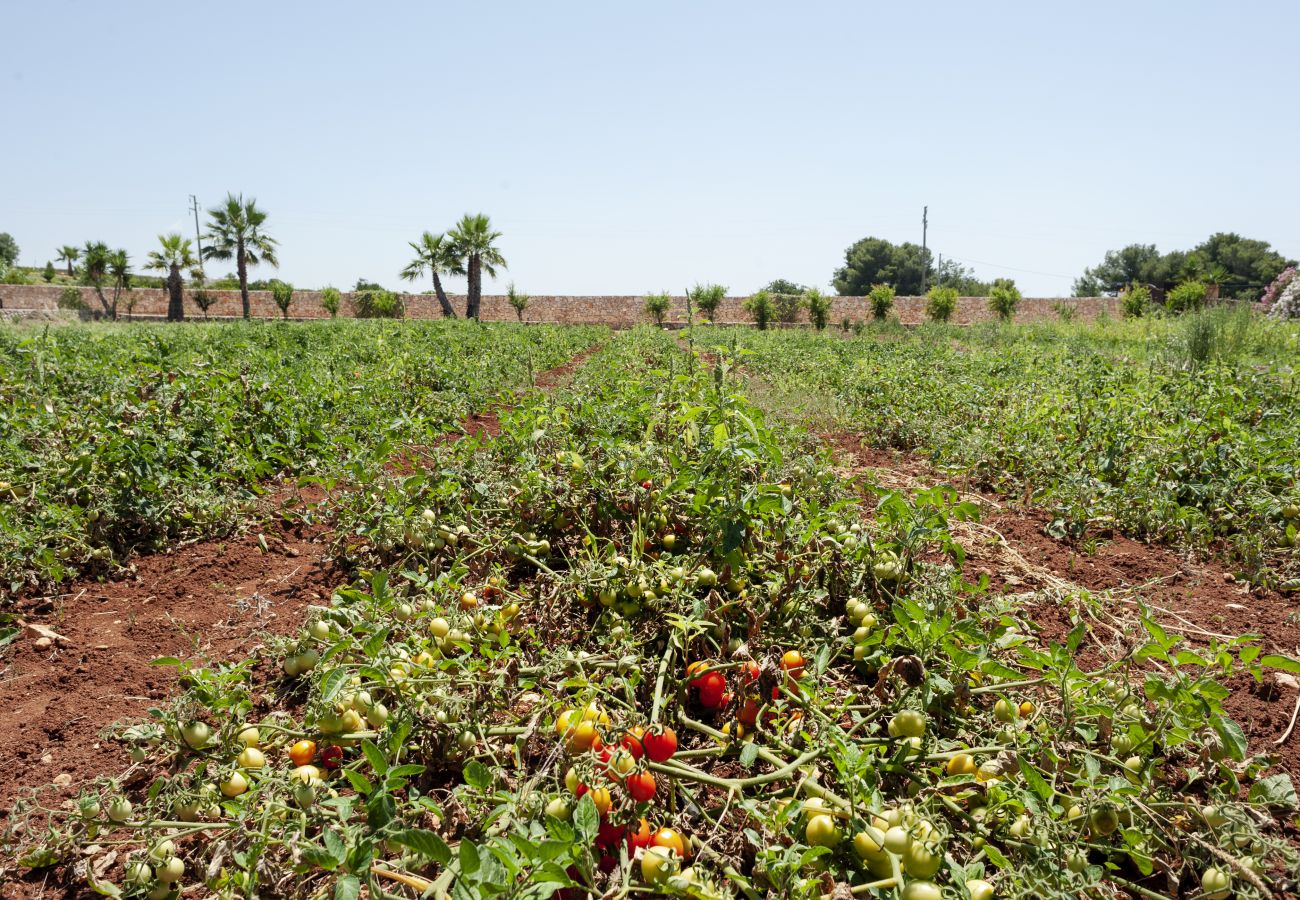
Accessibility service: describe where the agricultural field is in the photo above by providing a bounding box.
[2,318,1300,900]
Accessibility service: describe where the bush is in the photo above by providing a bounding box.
[321,286,341,318]
[643,292,671,326]
[868,283,895,321]
[1167,280,1208,314]
[352,289,404,319]
[507,283,530,322]
[42,262,56,283]
[1121,283,1150,318]
[771,293,804,324]
[925,285,958,322]
[840,316,853,333]
[742,290,775,330]
[688,283,726,322]
[1,267,28,285]
[270,280,295,319]
[1052,302,1076,322]
[191,290,219,318]
[987,278,1021,321]
[57,287,87,311]
[804,288,832,330]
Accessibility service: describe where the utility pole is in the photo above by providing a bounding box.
[920,206,929,293]
[189,195,205,277]
[937,253,943,286]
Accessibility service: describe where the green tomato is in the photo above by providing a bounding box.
[155,856,185,884]
[1201,867,1231,900]
[901,882,942,900]
[640,845,680,885]
[805,814,840,848]
[966,878,995,900]
[890,710,927,739]
[902,841,943,878]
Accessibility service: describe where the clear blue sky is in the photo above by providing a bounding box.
[3,0,1297,297]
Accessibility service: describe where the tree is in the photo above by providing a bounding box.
[743,290,775,330]
[0,233,18,268]
[448,213,506,320]
[81,241,115,318]
[832,237,932,296]
[190,270,219,319]
[269,280,295,319]
[689,283,727,322]
[321,286,341,318]
[934,259,991,296]
[202,193,279,319]
[108,250,132,319]
[644,292,672,326]
[1189,233,1293,300]
[1167,280,1207,313]
[925,285,958,322]
[42,262,56,282]
[1121,283,1150,318]
[1074,235,1294,300]
[506,283,530,322]
[145,233,197,322]
[56,245,80,277]
[771,292,805,324]
[804,288,832,330]
[987,278,1021,322]
[868,283,895,320]
[762,278,808,295]
[399,231,461,318]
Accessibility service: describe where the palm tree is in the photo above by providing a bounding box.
[400,231,461,318]
[448,213,506,320]
[82,241,113,318]
[56,245,80,277]
[108,250,132,320]
[145,233,198,322]
[201,193,279,319]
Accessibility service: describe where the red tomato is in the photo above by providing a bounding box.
[626,771,657,803]
[319,745,343,769]
[596,819,626,849]
[685,661,711,687]
[652,827,687,858]
[738,697,760,727]
[741,661,761,684]
[643,727,677,763]
[621,727,645,760]
[780,650,806,680]
[696,671,727,710]
[640,479,653,490]
[626,817,654,852]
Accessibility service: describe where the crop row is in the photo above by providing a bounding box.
[6,327,1297,899]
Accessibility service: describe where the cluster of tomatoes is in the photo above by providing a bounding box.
[685,651,807,735]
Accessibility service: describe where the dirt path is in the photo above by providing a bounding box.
[0,345,603,883]
[826,430,1300,782]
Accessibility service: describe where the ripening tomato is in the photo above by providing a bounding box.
[738,697,761,727]
[626,771,657,803]
[686,661,712,687]
[695,671,727,710]
[607,749,637,781]
[319,745,343,769]
[643,727,677,763]
[741,661,761,684]
[288,740,317,767]
[568,721,600,753]
[780,650,806,680]
[627,817,654,853]
[652,827,687,858]
[588,787,613,815]
[621,726,645,760]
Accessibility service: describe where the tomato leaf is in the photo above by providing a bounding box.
[361,740,388,777]
[458,839,482,876]
[739,741,759,769]
[1213,716,1248,763]
[1249,774,1298,809]
[982,843,1011,869]
[1017,757,1052,802]
[573,794,599,843]
[464,760,493,790]
[333,875,360,900]
[388,827,451,864]
[320,667,349,703]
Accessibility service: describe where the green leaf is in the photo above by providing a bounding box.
[1261,654,1300,675]
[1017,757,1053,802]
[366,791,396,830]
[342,768,374,796]
[1213,716,1248,763]
[982,843,1011,869]
[459,839,482,877]
[334,875,361,900]
[388,827,451,864]
[361,740,388,777]
[322,828,348,866]
[86,870,123,898]
[573,793,599,843]
[739,742,759,769]
[463,760,492,790]
[1249,773,1298,809]
[320,667,349,703]
[387,763,426,780]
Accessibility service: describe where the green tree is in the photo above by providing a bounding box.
[506,282,530,322]
[1121,283,1150,318]
[644,292,671,326]
[771,292,805,324]
[743,289,775,330]
[320,286,341,318]
[804,288,832,330]
[934,259,991,296]
[868,283,895,320]
[1167,280,1207,313]
[832,237,932,296]
[399,231,461,318]
[1073,244,1163,295]
[1189,232,1293,300]
[689,283,727,322]
[0,232,18,267]
[202,193,279,320]
[925,285,958,322]
[762,278,808,295]
[42,261,56,282]
[56,245,80,277]
[448,213,506,320]
[81,241,115,318]
[108,250,132,319]
[1074,235,1293,300]
[270,279,295,319]
[145,233,198,322]
[987,278,1021,322]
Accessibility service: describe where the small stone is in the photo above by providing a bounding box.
[53,773,73,787]
[1225,603,1248,612]
[40,754,54,765]
[34,637,52,650]
[1223,572,1235,583]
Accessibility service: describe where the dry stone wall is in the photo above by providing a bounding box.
[0,283,1121,326]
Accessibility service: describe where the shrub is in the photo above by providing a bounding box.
[771,293,804,324]
[688,283,727,322]
[42,262,56,283]
[57,287,87,311]
[925,285,958,322]
[1167,280,1208,314]
[320,286,341,318]
[1052,302,1076,322]
[270,280,295,319]
[352,288,404,319]
[1,267,28,285]
[1121,283,1150,318]
[987,278,1021,321]
[644,292,671,326]
[743,290,775,330]
[868,283,895,321]
[804,288,832,331]
[1268,271,1300,319]
[840,316,853,333]
[507,283,530,322]
[191,290,219,318]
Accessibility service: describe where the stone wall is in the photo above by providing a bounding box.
[0,283,1121,326]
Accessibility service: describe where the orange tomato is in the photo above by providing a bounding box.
[288,739,317,767]
[589,786,613,815]
[780,650,806,680]
[621,726,646,760]
[652,827,688,858]
[568,721,600,753]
